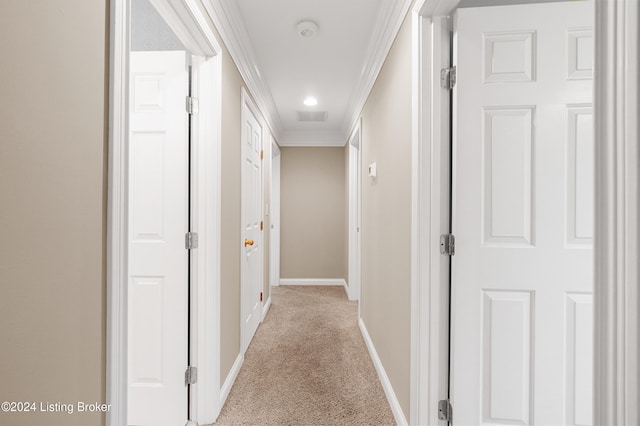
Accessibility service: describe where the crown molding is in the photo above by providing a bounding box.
[341,0,414,139]
[201,0,284,139]
[278,130,344,147]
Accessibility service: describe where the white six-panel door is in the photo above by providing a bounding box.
[241,95,263,353]
[451,2,593,425]
[128,51,189,426]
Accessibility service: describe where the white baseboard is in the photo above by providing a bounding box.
[279,278,347,286]
[359,318,408,426]
[262,295,272,321]
[220,353,243,409]
[344,280,360,301]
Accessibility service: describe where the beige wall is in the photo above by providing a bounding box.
[359,12,413,418]
[280,147,347,279]
[0,1,108,425]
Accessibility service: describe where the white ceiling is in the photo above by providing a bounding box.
[210,0,412,146]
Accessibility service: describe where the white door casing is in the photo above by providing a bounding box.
[593,1,640,424]
[241,89,263,353]
[451,3,593,425]
[108,1,225,425]
[409,9,453,424]
[270,139,280,287]
[128,50,189,426]
[348,119,362,303]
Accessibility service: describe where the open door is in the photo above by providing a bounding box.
[128,50,190,426]
[450,2,593,425]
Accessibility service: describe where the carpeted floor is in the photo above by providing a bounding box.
[212,285,395,426]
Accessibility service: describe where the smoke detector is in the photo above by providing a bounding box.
[296,20,319,38]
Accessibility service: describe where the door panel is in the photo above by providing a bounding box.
[451,3,593,425]
[128,50,189,426]
[481,290,533,424]
[241,99,263,352]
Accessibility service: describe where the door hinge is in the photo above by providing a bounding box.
[440,66,456,90]
[260,291,263,302]
[260,150,264,160]
[438,399,452,422]
[440,233,455,256]
[260,221,264,231]
[185,232,198,250]
[186,96,199,115]
[185,366,197,385]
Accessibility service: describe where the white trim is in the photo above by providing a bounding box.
[220,354,244,409]
[359,319,408,426]
[279,278,347,287]
[107,1,223,425]
[347,118,362,304]
[200,0,283,140]
[269,137,281,288]
[190,52,223,424]
[271,139,281,157]
[594,1,639,424]
[410,2,456,425]
[341,0,414,140]
[262,296,272,321]
[106,0,129,424]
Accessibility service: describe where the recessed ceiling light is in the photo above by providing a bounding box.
[303,96,318,106]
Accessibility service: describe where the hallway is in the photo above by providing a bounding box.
[214,286,394,425]
[1,1,638,425]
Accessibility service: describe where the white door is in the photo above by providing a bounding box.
[270,140,281,287]
[128,50,189,426]
[241,96,263,352]
[451,3,593,425]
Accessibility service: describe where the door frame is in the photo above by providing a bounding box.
[347,118,362,305]
[270,138,281,288]
[240,87,265,354]
[107,1,223,425]
[410,0,640,425]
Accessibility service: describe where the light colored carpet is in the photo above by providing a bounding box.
[212,285,396,426]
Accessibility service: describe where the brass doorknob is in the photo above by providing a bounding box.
[244,239,254,246]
